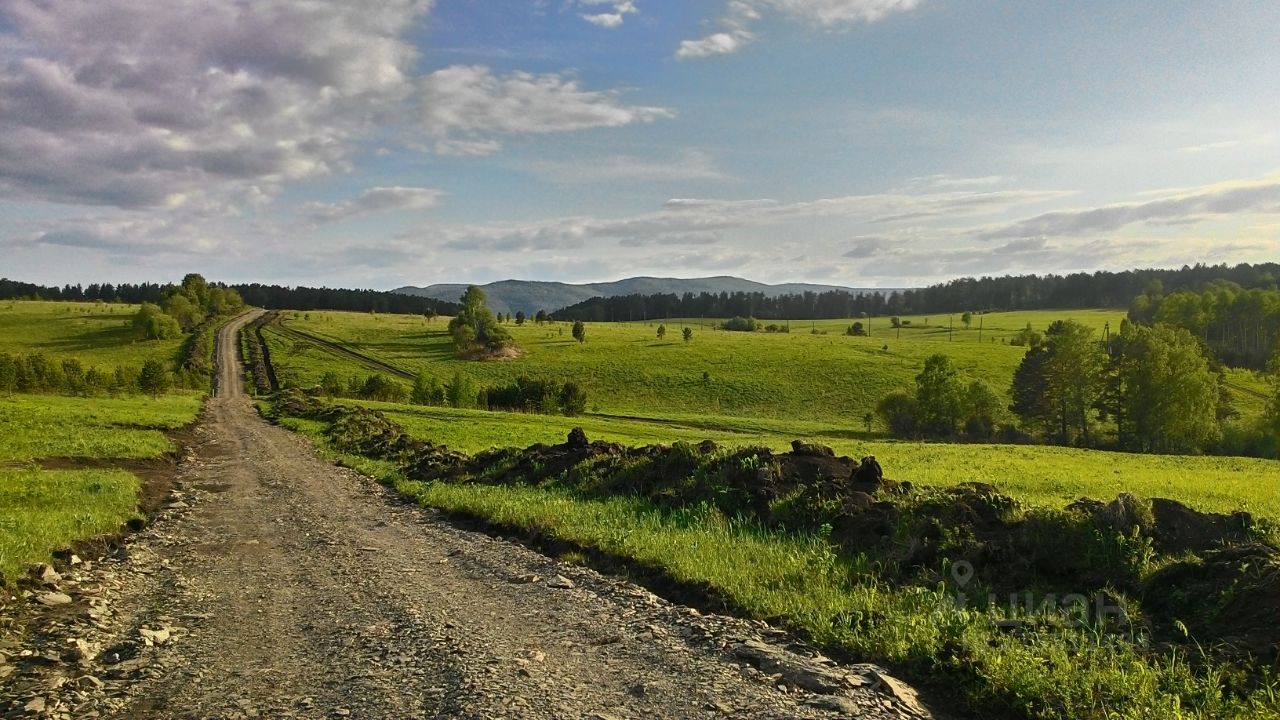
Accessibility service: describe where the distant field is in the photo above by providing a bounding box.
[333,400,1280,519]
[0,299,184,367]
[265,308,1143,428]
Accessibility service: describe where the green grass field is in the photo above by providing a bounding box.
[0,300,207,582]
[0,393,203,462]
[0,299,185,367]
[266,308,1140,427]
[0,392,201,582]
[0,468,141,580]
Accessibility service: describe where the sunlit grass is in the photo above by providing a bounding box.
[0,393,202,461]
[0,468,140,581]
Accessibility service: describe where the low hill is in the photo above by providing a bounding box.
[393,276,894,316]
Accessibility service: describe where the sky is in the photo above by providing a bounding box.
[2,0,1279,290]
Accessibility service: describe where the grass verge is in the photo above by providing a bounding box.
[0,468,140,581]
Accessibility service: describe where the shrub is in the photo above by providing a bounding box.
[132,302,181,340]
[721,316,759,332]
[138,359,172,398]
[876,391,919,436]
[560,382,587,417]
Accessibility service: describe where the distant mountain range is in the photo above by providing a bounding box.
[393,276,901,316]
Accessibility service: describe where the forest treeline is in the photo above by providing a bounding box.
[1129,280,1280,370]
[0,278,459,316]
[551,262,1280,321]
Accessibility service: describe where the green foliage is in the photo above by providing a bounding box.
[846,321,865,336]
[962,311,973,329]
[448,286,512,355]
[1137,281,1280,369]
[358,373,407,403]
[721,316,759,332]
[410,371,446,405]
[446,370,480,409]
[682,326,693,342]
[572,320,586,343]
[559,381,587,417]
[515,310,526,325]
[656,323,666,339]
[132,302,182,340]
[915,353,967,435]
[138,358,172,398]
[1111,324,1221,453]
[1010,322,1042,348]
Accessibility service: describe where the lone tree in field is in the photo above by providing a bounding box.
[657,324,666,339]
[515,311,526,326]
[138,359,171,398]
[535,310,547,325]
[448,286,512,356]
[962,311,973,329]
[683,326,693,342]
[572,320,586,343]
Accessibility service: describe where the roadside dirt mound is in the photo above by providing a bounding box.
[1066,493,1259,554]
[1143,543,1280,663]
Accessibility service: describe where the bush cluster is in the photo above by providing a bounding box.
[720,316,760,332]
[0,352,179,398]
[312,370,587,417]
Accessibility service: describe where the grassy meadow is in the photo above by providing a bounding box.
[0,299,185,367]
[0,301,206,582]
[265,308,1147,425]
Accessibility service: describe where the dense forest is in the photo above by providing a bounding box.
[551,262,1280,321]
[0,279,459,316]
[1129,281,1280,370]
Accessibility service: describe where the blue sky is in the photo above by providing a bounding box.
[2,0,1278,289]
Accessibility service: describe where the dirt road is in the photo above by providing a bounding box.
[2,312,928,719]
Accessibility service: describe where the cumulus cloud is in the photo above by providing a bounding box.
[977,175,1280,240]
[303,186,444,223]
[419,65,673,152]
[679,0,919,59]
[0,1,672,211]
[578,1,638,28]
[0,0,434,208]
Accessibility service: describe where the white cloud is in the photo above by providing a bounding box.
[0,0,433,208]
[977,174,1280,240]
[398,186,1066,252]
[0,1,673,211]
[303,186,444,223]
[419,65,673,152]
[525,150,731,184]
[578,1,638,28]
[679,0,919,59]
